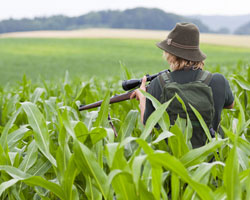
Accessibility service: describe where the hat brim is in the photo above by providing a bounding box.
[156,40,206,62]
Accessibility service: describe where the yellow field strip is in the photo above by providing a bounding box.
[1,28,250,48]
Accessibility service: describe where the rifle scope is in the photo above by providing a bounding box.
[122,69,169,91]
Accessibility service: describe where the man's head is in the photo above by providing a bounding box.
[156,23,206,70]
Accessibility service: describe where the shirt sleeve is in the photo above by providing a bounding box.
[224,77,234,107]
[143,77,162,124]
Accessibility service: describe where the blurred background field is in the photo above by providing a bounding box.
[1,36,250,86]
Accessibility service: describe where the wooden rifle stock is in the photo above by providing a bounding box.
[79,90,134,111]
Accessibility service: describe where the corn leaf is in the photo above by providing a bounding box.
[140,101,173,140]
[0,165,64,199]
[140,90,171,131]
[94,90,110,127]
[232,74,250,91]
[118,110,138,141]
[180,139,225,167]
[22,102,57,167]
[7,126,30,149]
[223,145,241,200]
[148,152,214,200]
[18,140,37,172]
[171,173,180,200]
[151,166,162,200]
[132,155,147,192]
[0,108,21,151]
[73,140,109,199]
[0,179,19,196]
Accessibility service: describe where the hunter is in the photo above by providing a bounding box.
[131,22,234,148]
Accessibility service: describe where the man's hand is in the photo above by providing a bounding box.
[130,76,147,123]
[130,76,147,100]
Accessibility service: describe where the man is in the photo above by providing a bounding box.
[131,23,234,148]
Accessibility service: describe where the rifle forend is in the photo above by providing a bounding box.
[78,90,133,111]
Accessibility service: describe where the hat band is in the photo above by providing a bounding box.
[167,39,199,50]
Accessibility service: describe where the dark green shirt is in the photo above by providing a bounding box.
[143,69,234,132]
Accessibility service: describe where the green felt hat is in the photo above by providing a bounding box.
[156,23,206,61]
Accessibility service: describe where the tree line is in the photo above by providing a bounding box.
[0,7,249,35]
[235,21,250,35]
[0,8,210,34]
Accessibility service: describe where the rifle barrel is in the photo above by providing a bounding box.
[79,90,133,111]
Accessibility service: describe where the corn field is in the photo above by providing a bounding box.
[0,66,250,200]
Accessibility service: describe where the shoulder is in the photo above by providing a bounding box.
[209,72,233,100]
[211,73,226,80]
[147,76,162,97]
[210,73,228,85]
[148,76,161,91]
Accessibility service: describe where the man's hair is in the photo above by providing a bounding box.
[163,52,204,71]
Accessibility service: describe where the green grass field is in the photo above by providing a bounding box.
[0,38,250,85]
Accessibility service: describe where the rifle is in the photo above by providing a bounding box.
[78,69,169,111]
